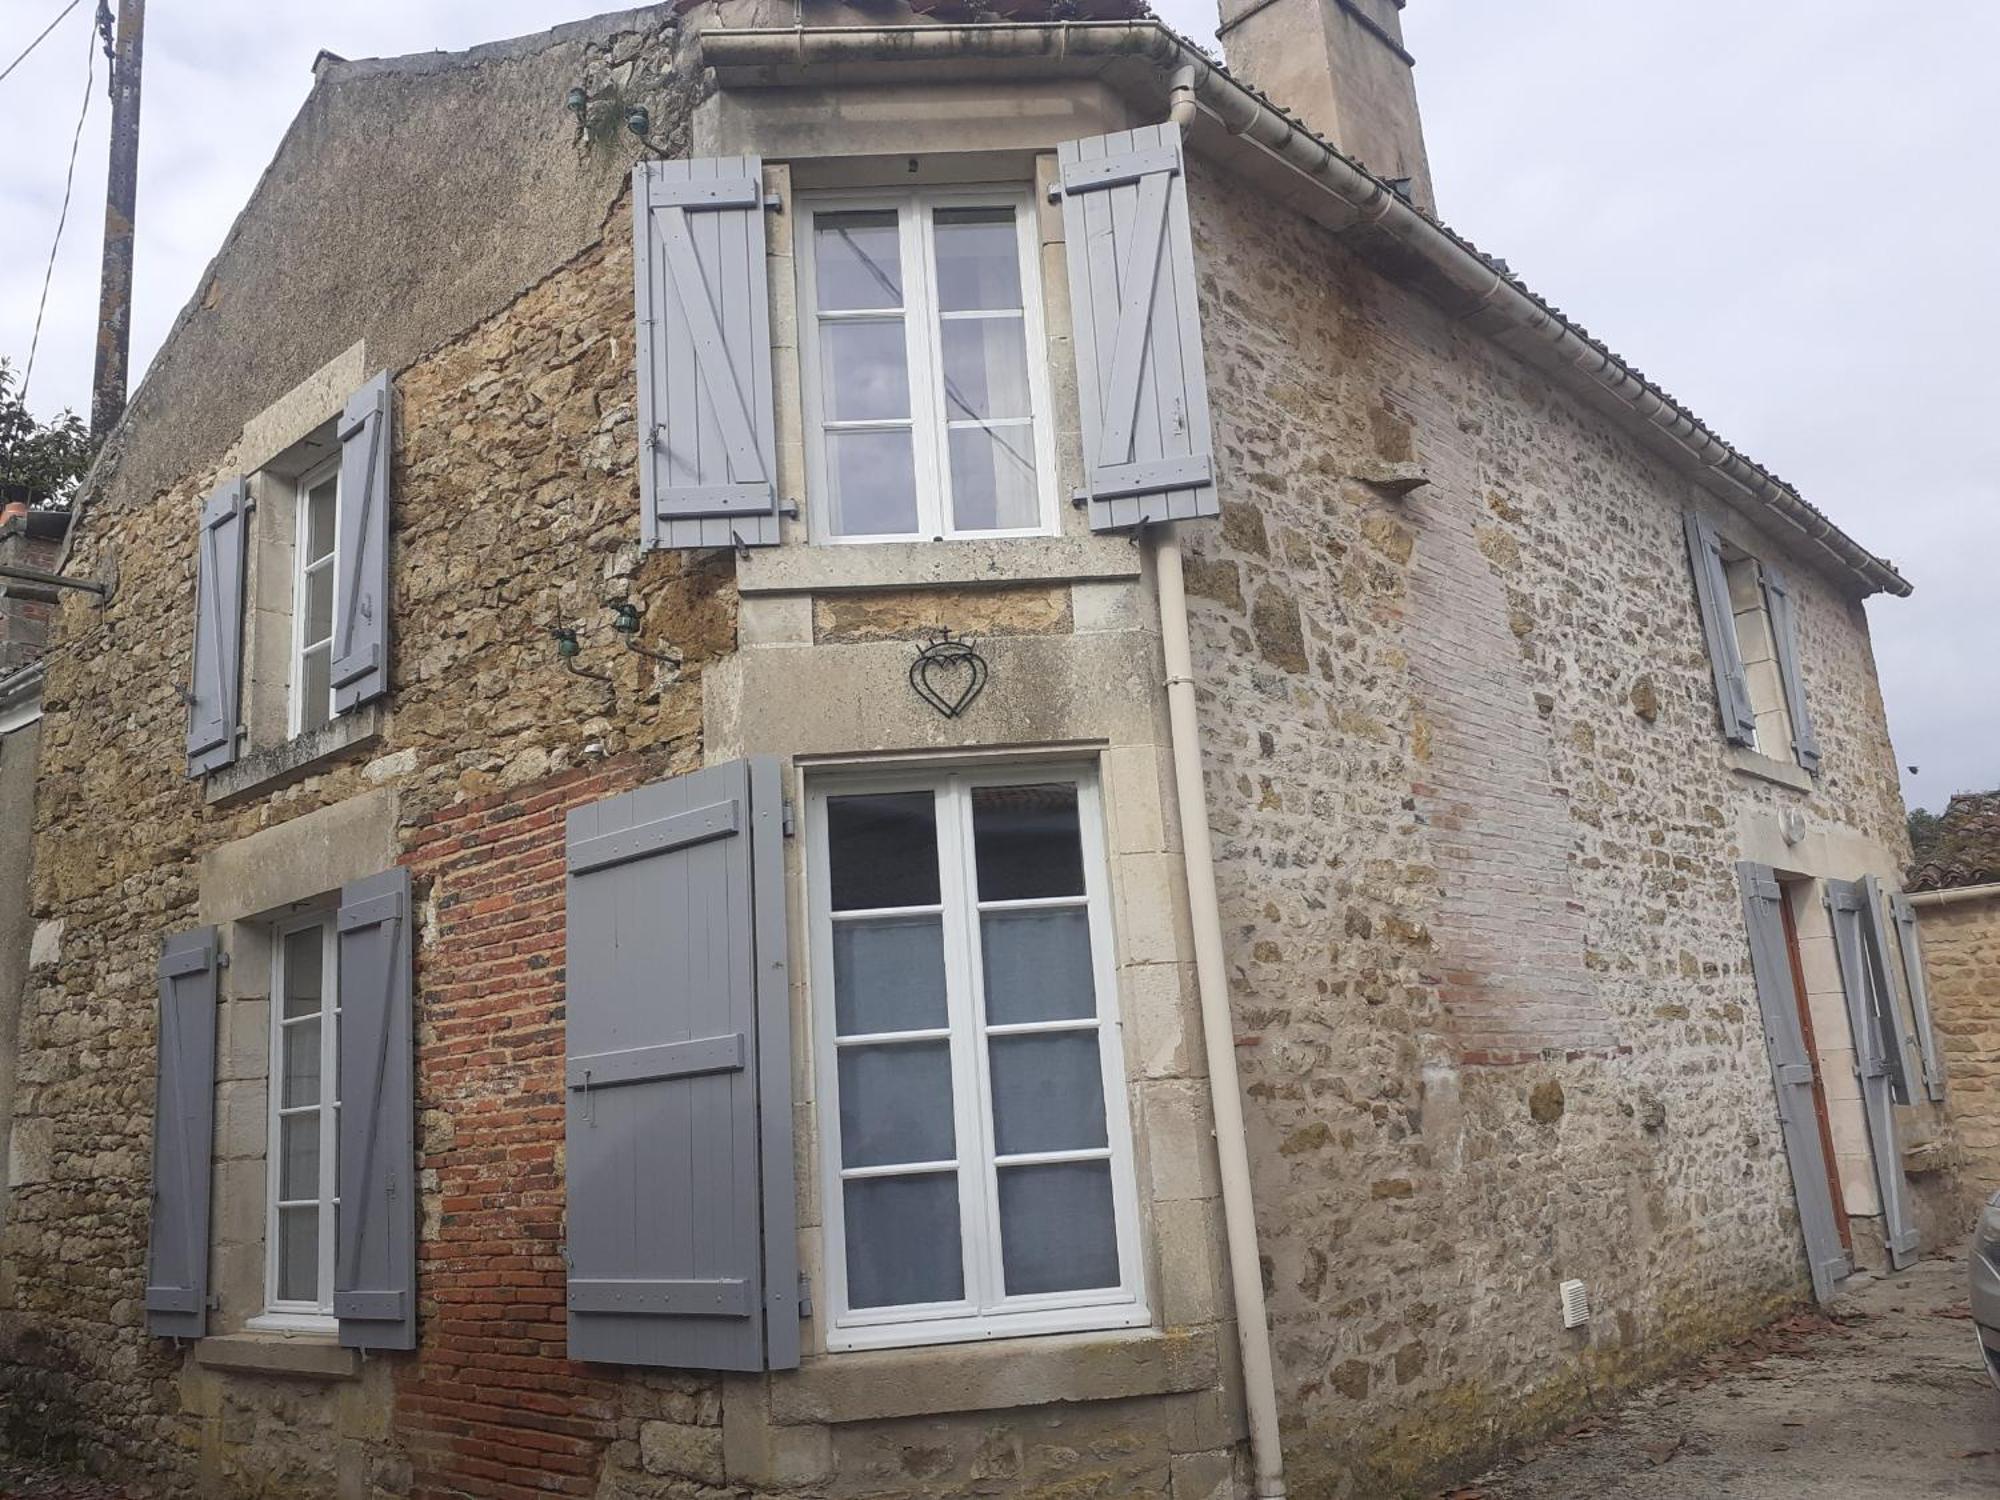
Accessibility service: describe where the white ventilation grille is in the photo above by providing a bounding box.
[1559,1279,1590,1329]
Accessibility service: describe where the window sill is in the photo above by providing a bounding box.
[192,1330,360,1381]
[203,704,382,806]
[738,534,1142,596]
[769,1323,1219,1425]
[1727,745,1814,793]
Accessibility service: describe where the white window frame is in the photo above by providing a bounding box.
[288,457,341,738]
[806,763,1148,1352]
[251,910,340,1330]
[795,187,1060,546]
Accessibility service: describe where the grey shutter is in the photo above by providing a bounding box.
[1760,565,1821,773]
[1889,891,1946,1102]
[185,479,248,776]
[1737,865,1849,1303]
[335,866,416,1350]
[331,371,392,714]
[1827,879,1919,1267]
[1859,876,1919,1105]
[564,757,796,1370]
[634,158,779,550]
[1056,123,1218,531]
[147,927,218,1338]
[1682,511,1757,747]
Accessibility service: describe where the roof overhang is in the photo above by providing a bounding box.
[697,21,1909,597]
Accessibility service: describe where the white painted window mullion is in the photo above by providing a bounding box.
[934,775,992,1314]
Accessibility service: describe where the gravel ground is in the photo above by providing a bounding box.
[1445,1255,1999,1499]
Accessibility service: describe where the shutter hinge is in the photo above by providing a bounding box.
[797,1272,812,1318]
[206,1293,221,1311]
[781,799,796,839]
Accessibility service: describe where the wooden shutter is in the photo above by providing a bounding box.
[1056,123,1218,532]
[331,371,393,715]
[185,479,248,777]
[1859,876,1920,1106]
[146,927,218,1338]
[1760,565,1821,773]
[1889,891,1946,1102]
[564,757,796,1370]
[1826,879,1919,1267]
[634,158,779,550]
[1737,865,1848,1303]
[1681,511,1757,747]
[335,866,416,1350]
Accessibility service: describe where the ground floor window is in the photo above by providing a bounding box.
[261,913,340,1324]
[806,765,1145,1350]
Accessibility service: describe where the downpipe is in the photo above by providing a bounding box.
[1149,65,1290,1500]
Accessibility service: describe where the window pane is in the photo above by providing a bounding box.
[997,1162,1119,1296]
[277,1203,320,1303]
[940,319,1031,421]
[981,907,1095,1024]
[279,1111,320,1200]
[282,928,324,1017]
[838,1041,955,1168]
[971,783,1084,900]
[821,319,911,422]
[826,429,918,538]
[305,478,337,563]
[282,1020,322,1109]
[834,914,948,1036]
[988,1032,1107,1156]
[827,792,939,910]
[814,211,902,311]
[948,426,1039,534]
[303,560,334,645]
[300,646,332,733]
[934,208,1023,312]
[844,1173,963,1309]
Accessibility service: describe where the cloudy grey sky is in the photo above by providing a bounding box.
[3,1,1993,808]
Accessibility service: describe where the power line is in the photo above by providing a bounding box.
[0,0,84,88]
[22,21,95,402]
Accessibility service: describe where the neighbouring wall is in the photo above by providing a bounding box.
[1921,894,2000,1199]
[1180,153,1915,1495]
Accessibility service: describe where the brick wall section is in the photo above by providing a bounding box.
[1922,896,2000,1197]
[399,757,720,1500]
[0,515,64,673]
[1183,154,1911,1494]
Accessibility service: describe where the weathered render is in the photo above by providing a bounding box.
[0,3,1946,1498]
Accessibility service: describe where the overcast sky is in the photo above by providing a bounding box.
[3,1,1993,809]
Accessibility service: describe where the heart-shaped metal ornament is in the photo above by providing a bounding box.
[909,629,989,719]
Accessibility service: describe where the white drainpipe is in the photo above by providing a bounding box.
[1146,67,1289,1500]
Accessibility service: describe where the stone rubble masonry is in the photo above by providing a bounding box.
[1921,893,2000,1197]
[1179,153,1917,1496]
[0,13,1933,1500]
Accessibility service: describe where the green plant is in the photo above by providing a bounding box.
[0,360,96,506]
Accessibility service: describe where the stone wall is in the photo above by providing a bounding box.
[1922,894,2000,1199]
[1180,153,1917,1494]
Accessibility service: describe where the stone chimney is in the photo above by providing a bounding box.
[1215,0,1434,212]
[0,508,69,675]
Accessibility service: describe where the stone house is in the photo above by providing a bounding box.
[1908,793,2000,1201]
[0,2,1956,1497]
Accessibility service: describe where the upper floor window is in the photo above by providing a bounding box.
[290,460,340,736]
[1682,511,1821,773]
[797,190,1057,544]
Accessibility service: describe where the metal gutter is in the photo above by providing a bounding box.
[1905,881,2000,909]
[0,663,45,736]
[696,21,1910,598]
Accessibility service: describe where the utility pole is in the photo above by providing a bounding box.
[90,0,144,440]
